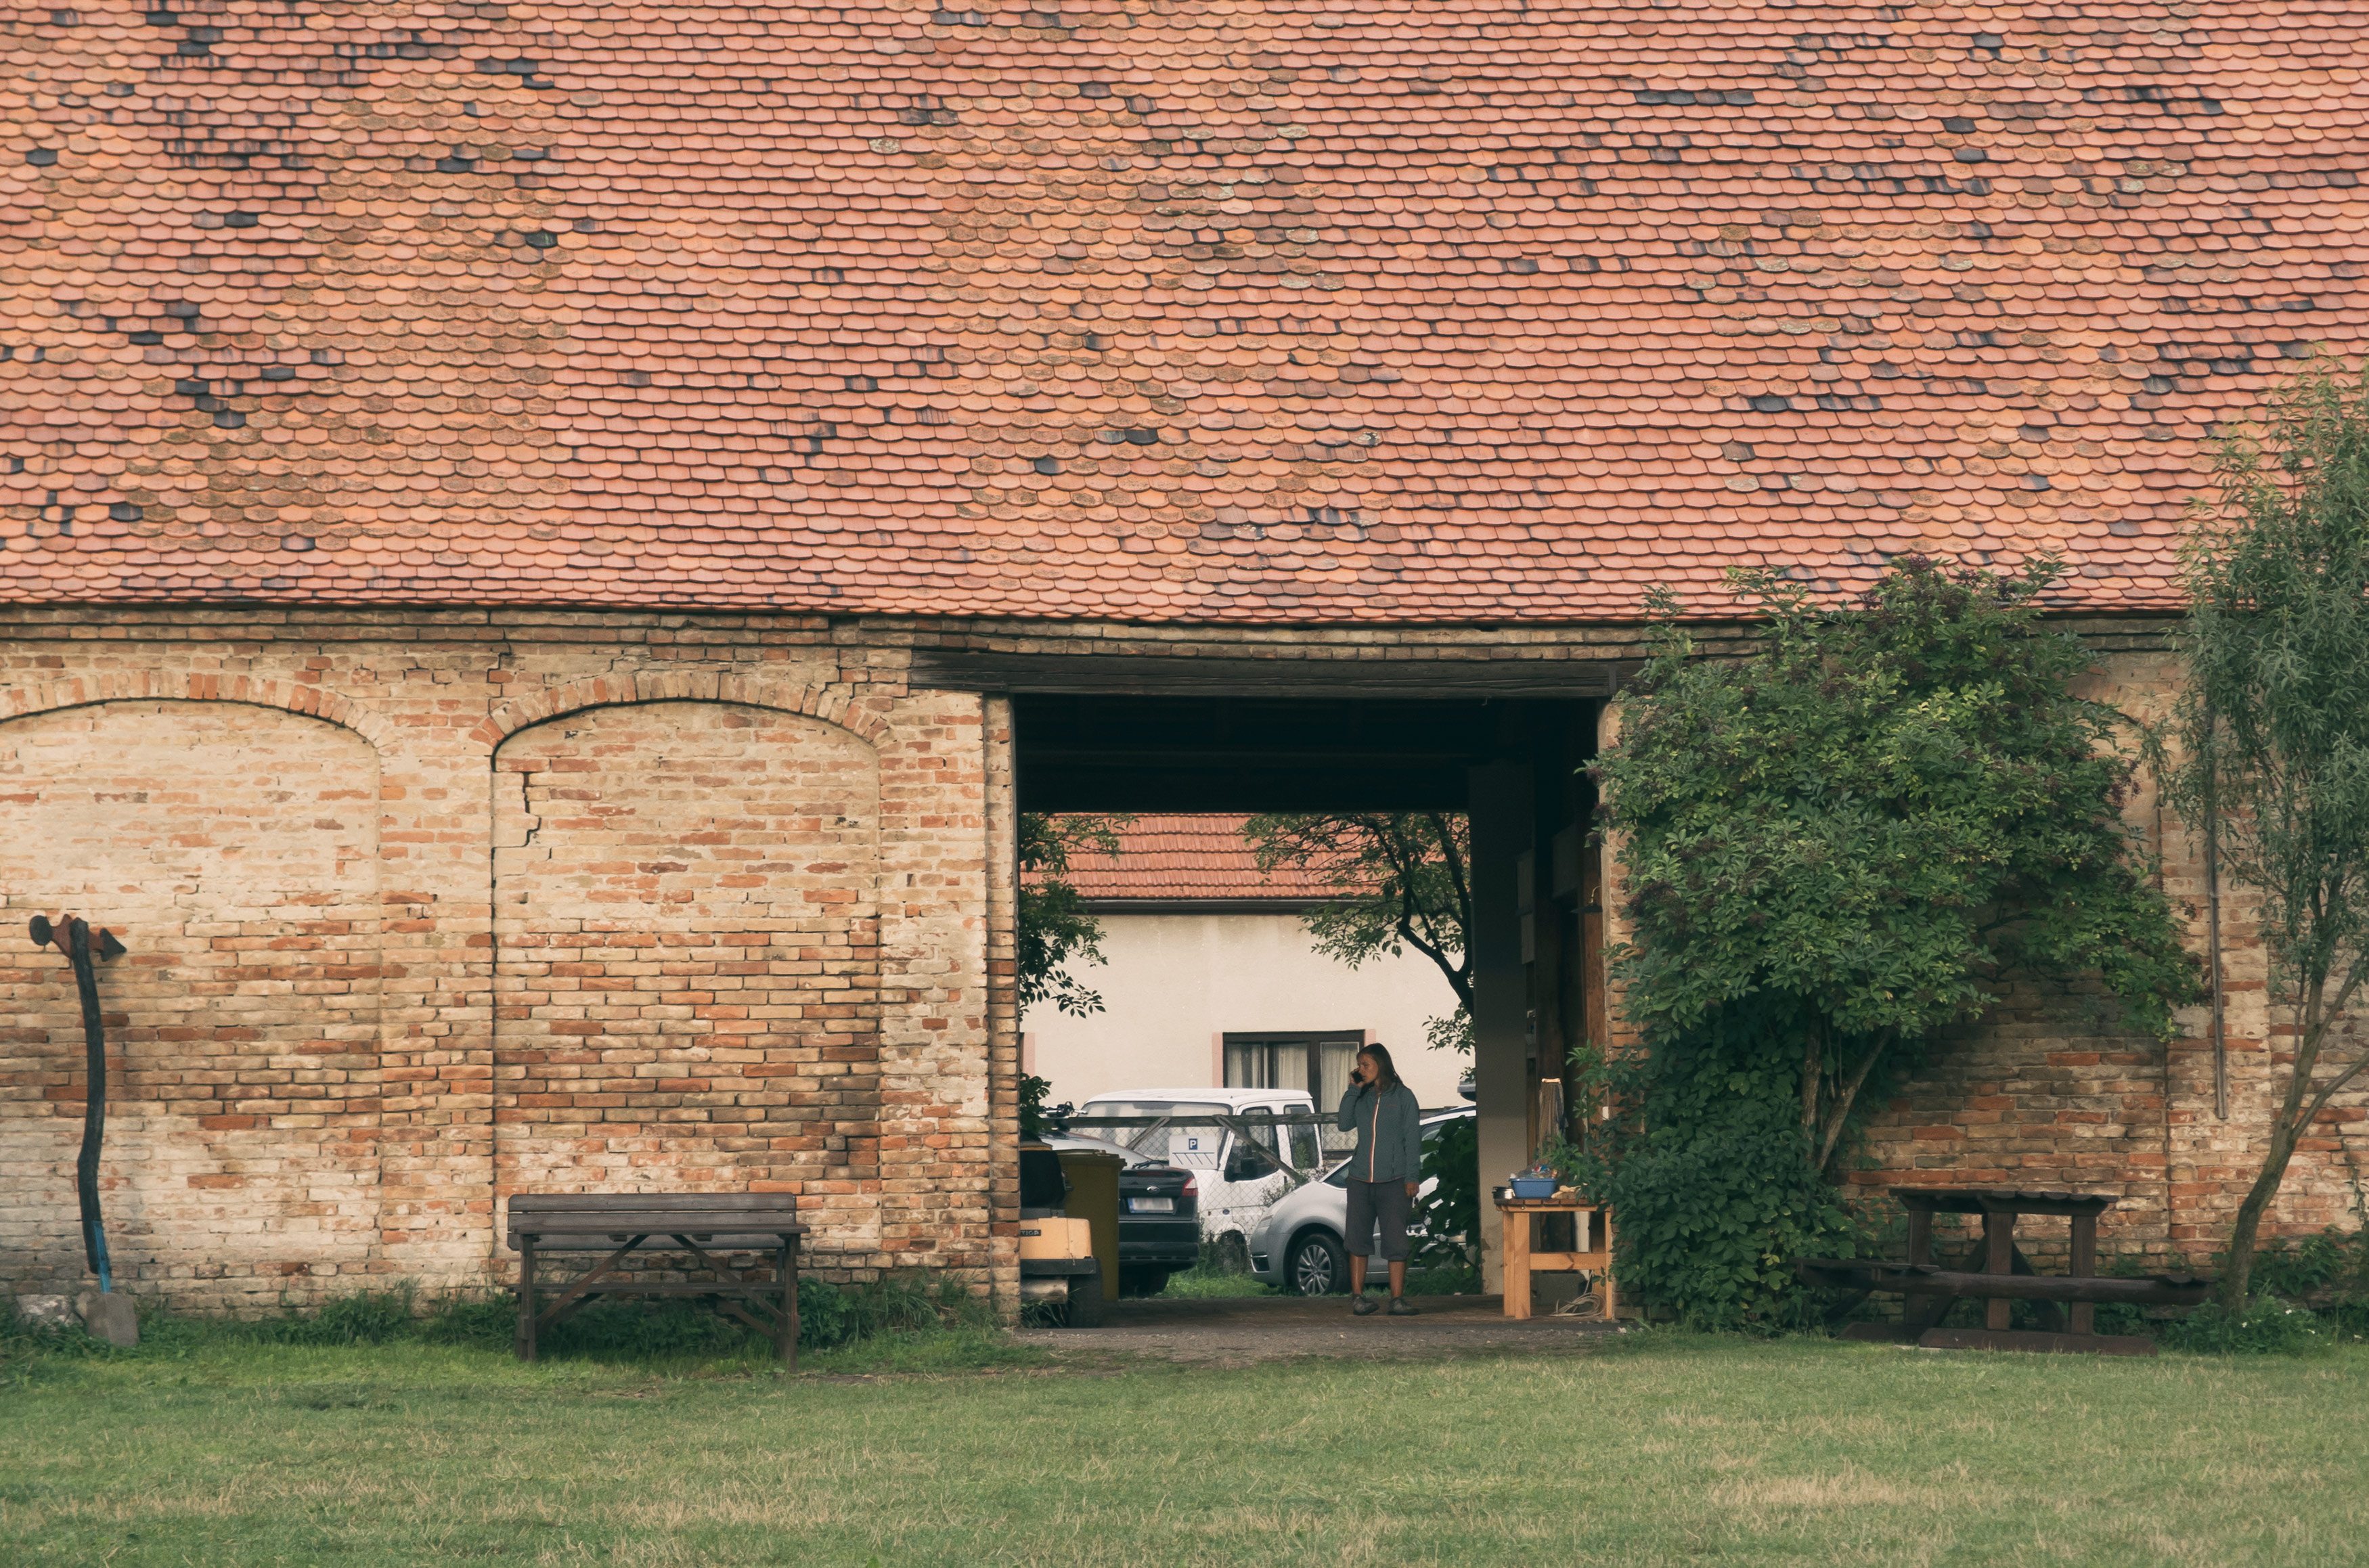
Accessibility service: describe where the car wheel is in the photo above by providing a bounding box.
[1118,1267,1171,1298]
[1287,1232,1348,1297]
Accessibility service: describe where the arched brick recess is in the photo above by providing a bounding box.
[474,674,888,753]
[0,700,384,1310]
[490,700,885,1272]
[0,671,397,754]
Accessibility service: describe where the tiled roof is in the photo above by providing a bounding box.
[3,3,2364,621]
[1050,815,1342,901]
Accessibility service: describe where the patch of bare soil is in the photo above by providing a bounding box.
[1015,1294,1626,1368]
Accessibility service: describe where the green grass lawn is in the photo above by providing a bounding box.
[5,1330,2367,1565]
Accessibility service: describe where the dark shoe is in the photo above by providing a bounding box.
[1352,1295,1380,1316]
[1389,1297,1421,1316]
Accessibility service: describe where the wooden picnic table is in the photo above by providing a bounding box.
[1796,1187,2209,1356]
[1494,1192,1614,1322]
[507,1193,807,1365]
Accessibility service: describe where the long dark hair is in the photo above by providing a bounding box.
[1358,1042,1402,1092]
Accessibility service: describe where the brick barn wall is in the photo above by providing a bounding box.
[1855,648,2366,1265]
[0,700,385,1310]
[1601,648,2369,1270]
[0,614,1013,1315]
[6,611,2360,1313]
[491,700,885,1265]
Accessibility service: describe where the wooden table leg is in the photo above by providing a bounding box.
[1503,1207,1532,1320]
[791,1232,810,1374]
[2068,1213,2097,1336]
[1599,1209,1617,1323]
[1983,1209,2014,1332]
[1906,1208,1933,1266]
[516,1239,537,1363]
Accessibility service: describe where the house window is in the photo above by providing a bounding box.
[1222,1032,1365,1152]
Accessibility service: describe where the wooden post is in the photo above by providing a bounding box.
[1905,1208,1933,1267]
[1983,1210,2013,1331]
[1469,761,1530,1295]
[2068,1213,2098,1336]
[516,1238,538,1362]
[1501,1205,1533,1320]
[1599,1208,1617,1323]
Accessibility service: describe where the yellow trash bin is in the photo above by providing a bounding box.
[1055,1148,1124,1303]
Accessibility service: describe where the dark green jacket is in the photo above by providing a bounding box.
[1335,1081,1422,1186]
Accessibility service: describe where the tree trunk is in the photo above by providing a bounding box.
[1798,1021,1821,1145]
[2218,1115,2304,1309]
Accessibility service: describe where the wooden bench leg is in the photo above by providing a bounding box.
[780,1238,799,1368]
[2068,1213,2097,1337]
[516,1240,537,1363]
[1984,1211,2013,1332]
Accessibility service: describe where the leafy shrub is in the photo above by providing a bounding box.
[2247,1227,2369,1301]
[268,1284,420,1346]
[1411,1115,1480,1283]
[2162,1299,2330,1356]
[1590,558,2200,1326]
[2315,1295,2369,1343]
[1603,1079,1867,1331]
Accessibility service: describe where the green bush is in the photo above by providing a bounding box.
[5,1270,994,1370]
[2246,1227,2369,1301]
[2163,1299,2330,1356]
[1593,559,2200,1326]
[1411,1115,1480,1286]
[1604,1077,1867,1332]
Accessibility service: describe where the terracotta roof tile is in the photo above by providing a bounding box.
[2,2,2362,619]
[1046,815,1344,902]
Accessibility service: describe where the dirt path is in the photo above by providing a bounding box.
[1015,1294,1625,1367]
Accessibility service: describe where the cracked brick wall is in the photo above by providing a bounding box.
[0,612,1009,1315]
[491,700,887,1268]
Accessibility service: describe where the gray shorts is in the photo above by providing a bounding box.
[1345,1178,1413,1262]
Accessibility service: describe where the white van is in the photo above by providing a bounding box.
[1073,1087,1327,1267]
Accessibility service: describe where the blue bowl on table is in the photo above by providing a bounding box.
[1509,1177,1558,1200]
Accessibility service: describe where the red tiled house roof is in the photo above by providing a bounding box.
[1048,814,1346,903]
[4,2,2364,621]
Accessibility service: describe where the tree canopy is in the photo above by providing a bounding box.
[2165,361,2369,1307]
[1017,813,1127,1019]
[1243,811,1474,1054]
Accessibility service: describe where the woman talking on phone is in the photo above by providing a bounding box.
[1335,1043,1423,1316]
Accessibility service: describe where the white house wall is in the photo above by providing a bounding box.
[1023,913,1466,1110]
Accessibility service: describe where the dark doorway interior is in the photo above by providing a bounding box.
[1017,696,1585,813]
[1008,689,1606,1295]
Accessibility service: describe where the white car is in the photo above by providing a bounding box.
[1072,1087,1330,1266]
[1247,1106,1474,1295]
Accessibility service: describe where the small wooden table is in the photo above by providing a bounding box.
[508,1193,807,1365]
[1495,1194,1614,1321]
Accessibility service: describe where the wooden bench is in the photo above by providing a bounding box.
[507,1194,808,1366]
[1796,1186,2210,1356]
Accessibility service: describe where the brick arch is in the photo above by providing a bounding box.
[0,670,395,751]
[473,672,887,751]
